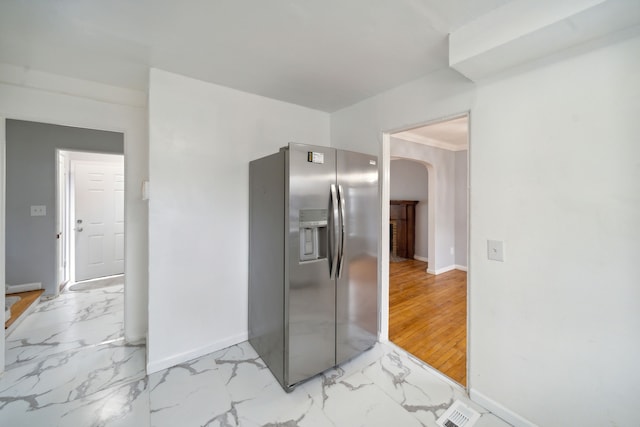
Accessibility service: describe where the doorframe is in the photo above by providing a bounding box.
[55,150,70,294]
[379,110,471,389]
[55,147,127,290]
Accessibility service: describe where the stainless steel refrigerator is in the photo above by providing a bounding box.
[249,142,379,391]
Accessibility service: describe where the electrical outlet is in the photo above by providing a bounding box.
[450,247,455,255]
[487,240,504,262]
[30,205,46,216]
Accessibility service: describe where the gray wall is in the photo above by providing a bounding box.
[6,120,124,295]
[390,159,429,259]
[454,150,468,267]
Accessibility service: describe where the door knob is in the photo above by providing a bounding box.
[76,219,83,224]
[76,227,84,232]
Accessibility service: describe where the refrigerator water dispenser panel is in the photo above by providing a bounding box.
[299,209,328,261]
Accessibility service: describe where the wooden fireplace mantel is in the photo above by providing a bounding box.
[390,200,418,259]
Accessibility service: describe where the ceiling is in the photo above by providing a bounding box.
[394,116,468,151]
[0,0,512,112]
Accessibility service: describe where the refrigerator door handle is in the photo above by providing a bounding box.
[336,185,346,278]
[329,184,340,278]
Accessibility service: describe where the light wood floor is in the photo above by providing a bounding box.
[389,259,467,386]
[5,289,44,330]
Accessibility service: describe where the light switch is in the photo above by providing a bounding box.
[30,205,46,217]
[487,240,504,262]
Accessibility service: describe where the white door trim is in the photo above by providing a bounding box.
[55,150,70,295]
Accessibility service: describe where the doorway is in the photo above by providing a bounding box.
[4,120,125,368]
[385,114,469,386]
[57,150,125,287]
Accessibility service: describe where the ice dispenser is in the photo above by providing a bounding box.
[299,209,328,261]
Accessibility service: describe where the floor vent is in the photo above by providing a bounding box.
[436,400,481,427]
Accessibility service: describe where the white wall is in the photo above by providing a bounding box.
[0,68,148,356]
[454,150,468,268]
[469,35,640,427]
[147,69,330,373]
[331,36,640,426]
[389,159,429,259]
[331,68,476,156]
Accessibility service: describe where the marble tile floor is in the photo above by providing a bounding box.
[1,285,512,427]
[5,284,125,369]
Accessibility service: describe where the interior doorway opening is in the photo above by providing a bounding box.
[57,150,125,290]
[3,118,128,374]
[385,113,469,386]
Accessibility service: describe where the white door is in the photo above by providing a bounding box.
[74,161,125,281]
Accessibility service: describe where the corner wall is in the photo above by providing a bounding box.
[147,69,330,373]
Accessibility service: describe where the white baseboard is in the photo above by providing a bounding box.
[427,264,456,275]
[470,388,537,427]
[426,264,468,275]
[124,335,146,345]
[6,282,42,294]
[413,255,429,262]
[124,331,147,344]
[146,331,248,374]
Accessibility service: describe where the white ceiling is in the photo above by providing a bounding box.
[0,0,512,112]
[394,116,468,151]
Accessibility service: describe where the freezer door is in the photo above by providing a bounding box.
[336,149,379,365]
[286,143,337,387]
